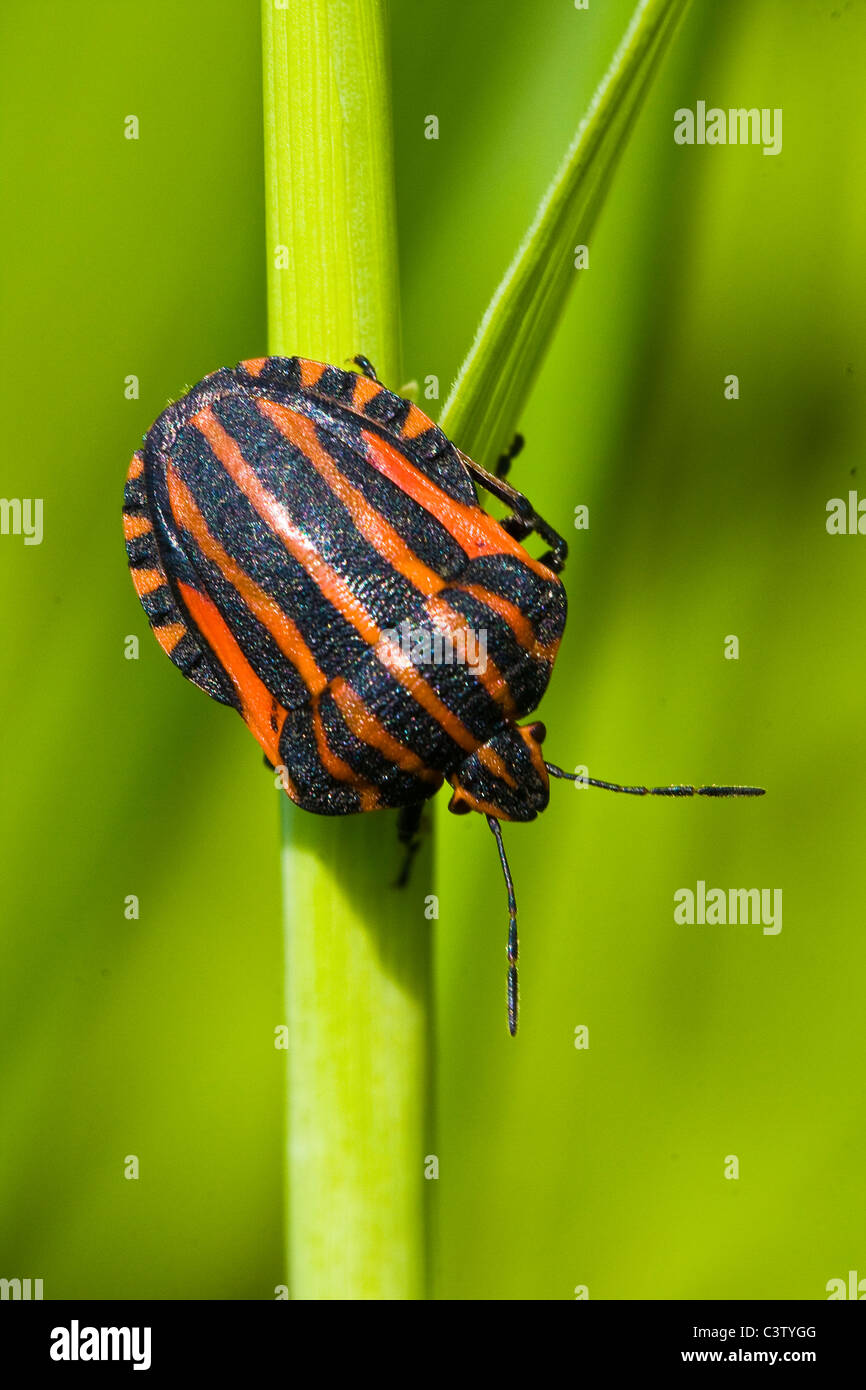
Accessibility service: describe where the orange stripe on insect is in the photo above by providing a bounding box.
[360,429,557,581]
[401,403,434,439]
[329,678,441,786]
[176,579,289,775]
[152,621,187,655]
[299,359,327,388]
[423,595,516,720]
[123,512,152,540]
[476,743,517,788]
[126,452,144,480]
[131,568,166,598]
[191,406,481,755]
[372,635,479,754]
[241,357,267,376]
[457,583,559,664]
[352,374,383,409]
[165,464,327,700]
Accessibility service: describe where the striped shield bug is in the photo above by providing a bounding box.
[123,355,764,1034]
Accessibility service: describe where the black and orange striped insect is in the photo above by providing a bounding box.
[123,354,764,1033]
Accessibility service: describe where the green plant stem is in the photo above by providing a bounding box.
[262,0,430,1300]
[440,0,691,466]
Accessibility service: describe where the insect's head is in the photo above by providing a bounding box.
[447,721,549,822]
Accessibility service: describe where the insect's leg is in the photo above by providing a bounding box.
[495,435,532,542]
[457,448,568,574]
[500,515,533,543]
[351,355,380,383]
[495,432,524,479]
[394,802,426,888]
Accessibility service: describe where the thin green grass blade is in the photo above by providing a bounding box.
[440,0,691,466]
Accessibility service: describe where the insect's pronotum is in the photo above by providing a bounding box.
[123,355,764,1033]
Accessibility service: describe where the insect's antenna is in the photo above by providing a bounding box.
[545,764,765,798]
[487,815,519,1036]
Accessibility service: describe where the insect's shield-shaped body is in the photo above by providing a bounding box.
[123,356,567,824]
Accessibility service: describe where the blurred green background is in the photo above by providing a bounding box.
[1,0,863,1300]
